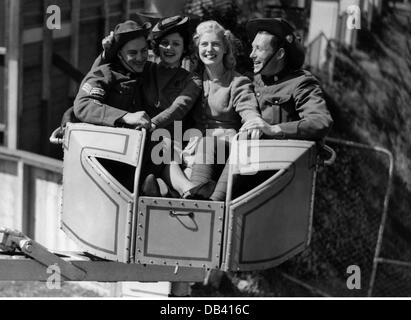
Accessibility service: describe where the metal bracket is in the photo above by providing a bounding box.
[0,228,86,281]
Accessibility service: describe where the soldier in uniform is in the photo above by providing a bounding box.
[73,20,152,129]
[209,18,334,201]
[240,18,333,139]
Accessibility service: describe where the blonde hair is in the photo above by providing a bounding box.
[193,20,237,71]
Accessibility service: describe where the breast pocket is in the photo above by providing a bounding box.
[264,94,292,124]
[112,81,137,111]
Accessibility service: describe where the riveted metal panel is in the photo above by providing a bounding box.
[61,123,144,262]
[223,139,317,272]
[135,197,224,270]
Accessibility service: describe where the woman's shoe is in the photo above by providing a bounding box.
[141,174,161,197]
[182,180,216,200]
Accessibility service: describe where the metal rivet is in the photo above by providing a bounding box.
[208,204,211,208]
[138,236,142,240]
[139,224,143,228]
[164,261,167,265]
[181,202,185,206]
[219,217,223,221]
[137,260,141,263]
[137,249,141,253]
[218,229,222,233]
[141,199,144,203]
[154,200,157,204]
[150,260,154,264]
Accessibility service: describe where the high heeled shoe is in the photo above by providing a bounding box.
[182,180,216,200]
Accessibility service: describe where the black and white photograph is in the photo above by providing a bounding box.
[0,0,410,304]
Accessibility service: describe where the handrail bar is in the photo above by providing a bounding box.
[0,146,62,173]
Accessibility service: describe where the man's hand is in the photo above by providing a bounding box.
[240,118,283,138]
[119,111,151,129]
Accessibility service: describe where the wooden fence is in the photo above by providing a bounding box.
[0,146,78,251]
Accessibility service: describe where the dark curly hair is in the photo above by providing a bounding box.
[150,23,192,59]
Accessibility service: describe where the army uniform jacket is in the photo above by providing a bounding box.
[84,54,201,132]
[253,69,333,140]
[73,61,146,126]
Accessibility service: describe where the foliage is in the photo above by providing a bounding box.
[192,7,411,297]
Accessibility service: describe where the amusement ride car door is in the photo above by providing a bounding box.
[222,138,318,272]
[61,123,145,262]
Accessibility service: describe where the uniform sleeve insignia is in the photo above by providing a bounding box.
[90,87,106,98]
[81,82,92,94]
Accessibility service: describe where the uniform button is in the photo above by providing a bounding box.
[256,92,261,97]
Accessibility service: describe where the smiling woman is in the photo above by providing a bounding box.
[198,32,225,67]
[161,20,262,201]
[158,33,185,68]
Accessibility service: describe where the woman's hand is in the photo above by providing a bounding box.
[150,123,157,132]
[102,31,114,51]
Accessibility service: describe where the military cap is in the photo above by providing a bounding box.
[110,20,152,54]
[246,18,305,69]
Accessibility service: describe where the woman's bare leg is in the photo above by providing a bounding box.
[162,161,196,196]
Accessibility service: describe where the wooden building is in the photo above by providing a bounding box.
[306,0,383,72]
[0,0,189,158]
[0,0,383,158]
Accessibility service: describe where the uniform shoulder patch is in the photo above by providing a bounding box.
[90,87,106,98]
[81,82,92,94]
